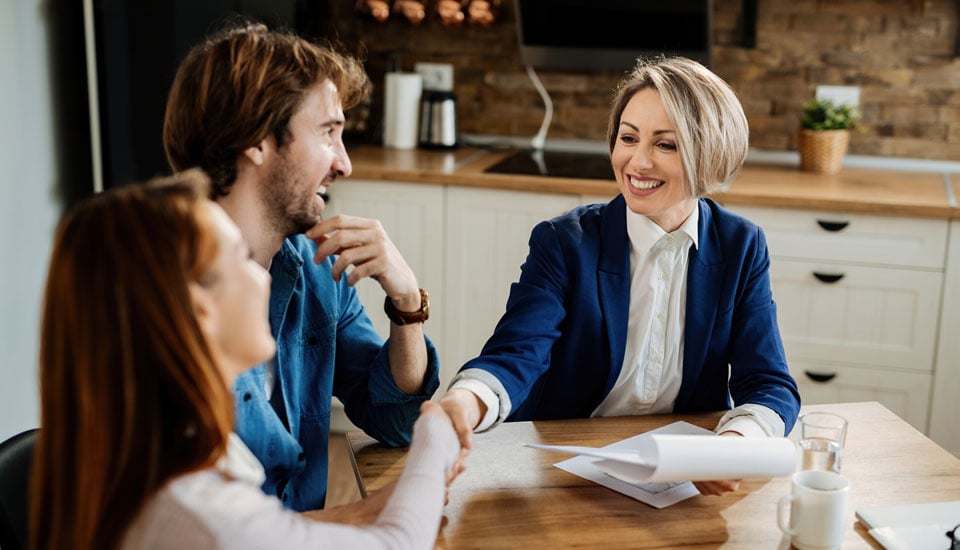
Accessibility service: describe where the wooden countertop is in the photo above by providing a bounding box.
[348,145,959,220]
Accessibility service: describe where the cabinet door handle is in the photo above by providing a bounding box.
[804,370,837,383]
[816,219,849,232]
[812,271,845,283]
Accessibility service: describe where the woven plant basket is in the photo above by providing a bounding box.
[798,129,850,175]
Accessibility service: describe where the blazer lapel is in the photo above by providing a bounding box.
[676,199,725,411]
[597,195,631,395]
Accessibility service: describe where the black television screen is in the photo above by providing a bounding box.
[515,0,713,71]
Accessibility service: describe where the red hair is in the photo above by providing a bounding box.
[31,170,235,550]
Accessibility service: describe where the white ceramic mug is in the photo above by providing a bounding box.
[777,470,850,550]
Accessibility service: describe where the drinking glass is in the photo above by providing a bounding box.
[797,412,847,474]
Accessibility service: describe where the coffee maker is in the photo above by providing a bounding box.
[418,89,457,149]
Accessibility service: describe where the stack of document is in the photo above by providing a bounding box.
[526,421,797,508]
[856,501,960,550]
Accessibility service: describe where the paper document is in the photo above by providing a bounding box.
[527,421,797,508]
[856,500,960,550]
[867,524,957,550]
[524,445,655,467]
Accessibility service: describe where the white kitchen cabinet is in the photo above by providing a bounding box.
[730,205,950,434]
[322,180,444,432]
[790,359,931,431]
[770,260,942,371]
[443,187,580,379]
[581,193,618,206]
[732,207,948,269]
[929,220,960,456]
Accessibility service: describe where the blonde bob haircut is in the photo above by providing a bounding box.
[607,56,749,197]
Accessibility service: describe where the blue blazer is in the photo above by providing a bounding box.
[460,196,801,433]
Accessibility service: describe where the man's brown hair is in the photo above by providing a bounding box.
[163,21,369,197]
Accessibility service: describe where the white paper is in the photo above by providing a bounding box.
[528,421,797,508]
[868,524,956,550]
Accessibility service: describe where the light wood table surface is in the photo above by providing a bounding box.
[347,402,960,549]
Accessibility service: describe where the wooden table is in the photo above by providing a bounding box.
[348,402,960,549]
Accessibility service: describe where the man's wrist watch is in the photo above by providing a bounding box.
[384,288,430,325]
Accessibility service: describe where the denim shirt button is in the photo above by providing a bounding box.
[243,392,252,402]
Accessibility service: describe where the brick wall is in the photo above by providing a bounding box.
[325,0,960,160]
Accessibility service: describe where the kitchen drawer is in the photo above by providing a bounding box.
[789,359,931,433]
[770,259,942,372]
[734,205,948,269]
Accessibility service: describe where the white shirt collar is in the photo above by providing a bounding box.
[625,201,700,259]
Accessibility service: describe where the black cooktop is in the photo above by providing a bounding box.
[484,150,614,180]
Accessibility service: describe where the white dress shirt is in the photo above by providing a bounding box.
[591,206,698,417]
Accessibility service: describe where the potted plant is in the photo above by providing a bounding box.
[797,98,861,175]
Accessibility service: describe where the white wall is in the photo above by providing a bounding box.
[0,0,61,441]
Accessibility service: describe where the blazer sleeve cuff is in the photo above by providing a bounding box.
[715,403,785,437]
[448,368,512,432]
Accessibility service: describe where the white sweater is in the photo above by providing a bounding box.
[120,414,459,549]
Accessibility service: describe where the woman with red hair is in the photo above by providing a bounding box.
[30,170,459,549]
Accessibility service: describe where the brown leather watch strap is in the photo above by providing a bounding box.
[384,288,430,325]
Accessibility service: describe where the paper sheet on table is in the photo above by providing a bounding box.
[526,421,797,508]
[867,524,956,550]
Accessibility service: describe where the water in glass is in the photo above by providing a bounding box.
[800,437,842,473]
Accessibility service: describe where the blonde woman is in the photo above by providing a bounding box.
[438,57,800,496]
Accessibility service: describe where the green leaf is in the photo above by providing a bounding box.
[799,98,861,130]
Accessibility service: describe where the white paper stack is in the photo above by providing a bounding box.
[383,72,422,149]
[857,500,960,550]
[525,421,798,508]
[529,432,796,483]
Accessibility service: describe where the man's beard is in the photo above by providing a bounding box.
[261,152,322,238]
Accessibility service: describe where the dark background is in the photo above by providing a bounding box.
[90,0,314,190]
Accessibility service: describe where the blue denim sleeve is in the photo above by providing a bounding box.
[331,279,440,448]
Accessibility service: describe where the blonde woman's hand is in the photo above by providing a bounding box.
[692,431,742,496]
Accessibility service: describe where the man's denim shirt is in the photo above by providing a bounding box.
[233,235,440,512]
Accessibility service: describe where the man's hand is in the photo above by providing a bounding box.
[435,390,483,491]
[692,430,742,496]
[306,214,420,306]
[307,214,428,394]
